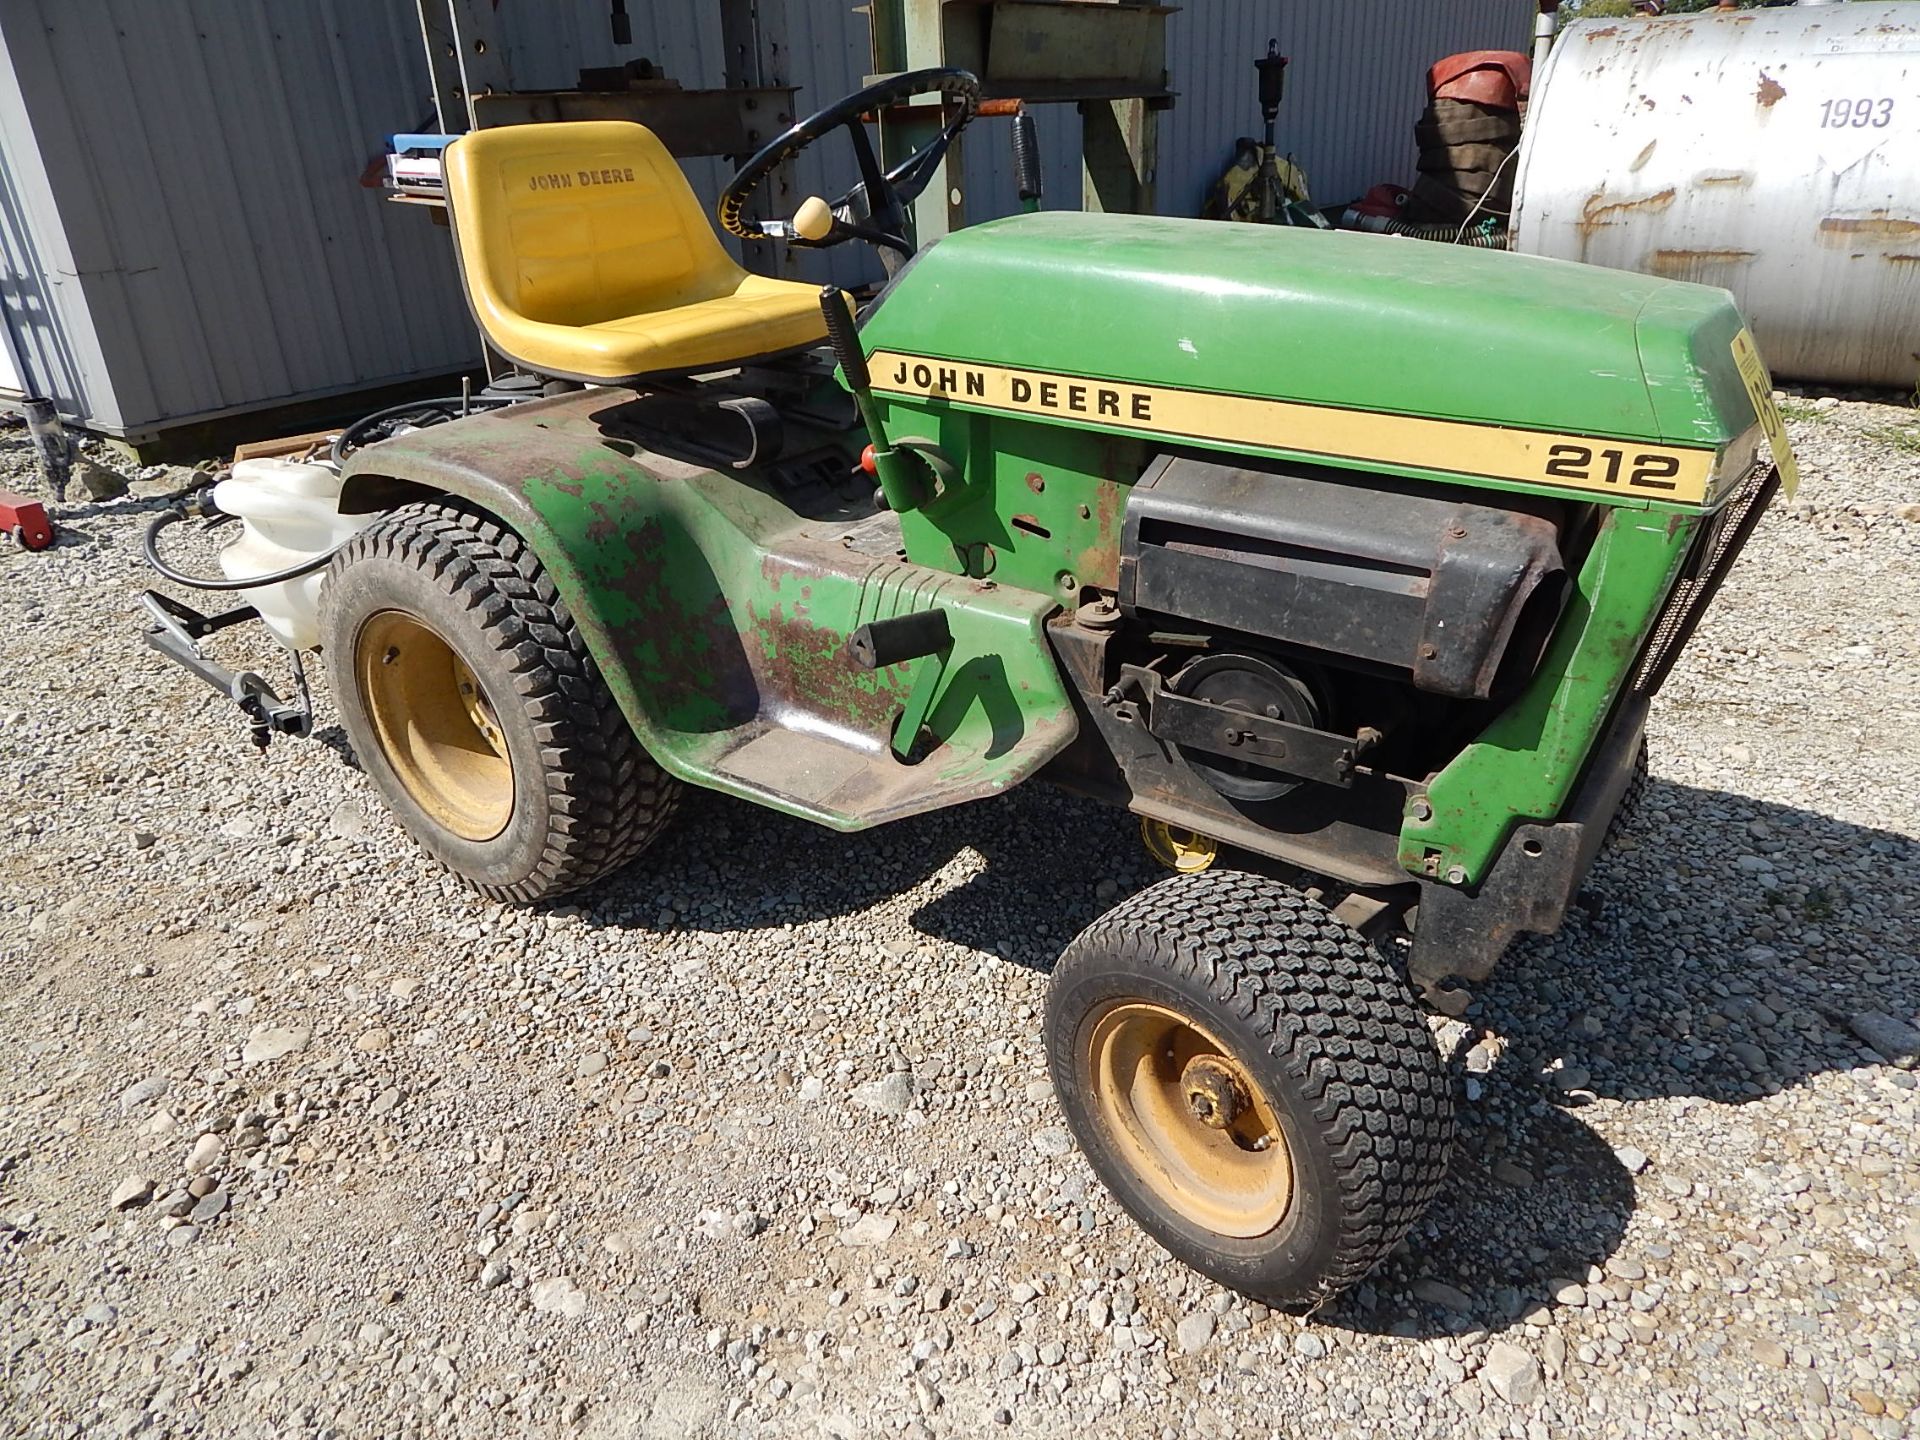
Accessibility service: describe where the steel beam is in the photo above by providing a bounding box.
[413,1,464,133]
[871,0,967,245]
[1079,95,1157,215]
[444,0,513,129]
[869,0,1169,234]
[721,0,800,276]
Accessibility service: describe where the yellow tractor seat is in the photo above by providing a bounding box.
[443,121,829,383]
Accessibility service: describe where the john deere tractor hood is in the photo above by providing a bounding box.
[859,212,1755,453]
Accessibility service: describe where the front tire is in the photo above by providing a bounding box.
[1046,871,1454,1308]
[1610,735,1650,841]
[319,499,677,902]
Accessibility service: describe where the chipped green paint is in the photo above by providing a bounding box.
[1396,511,1696,884]
[339,392,1077,831]
[881,398,1146,597]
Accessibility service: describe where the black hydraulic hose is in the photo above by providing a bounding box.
[142,506,348,593]
[141,392,519,592]
[1337,209,1513,247]
[331,394,514,466]
[1372,218,1512,247]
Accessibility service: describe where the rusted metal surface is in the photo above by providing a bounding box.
[1647,247,1757,283]
[1515,2,1920,386]
[1816,213,1920,246]
[335,390,1078,833]
[1409,697,1650,986]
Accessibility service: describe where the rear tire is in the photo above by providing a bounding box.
[319,499,677,902]
[1046,871,1454,1308]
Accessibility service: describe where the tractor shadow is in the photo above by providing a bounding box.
[566,767,1916,1338]
[573,778,1149,962]
[1481,768,1918,1110]
[1324,770,1918,1336]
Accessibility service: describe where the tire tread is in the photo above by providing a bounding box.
[326,499,676,902]
[1054,872,1455,1305]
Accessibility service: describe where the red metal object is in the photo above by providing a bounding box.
[859,443,878,476]
[1348,183,1408,220]
[1428,51,1531,110]
[0,490,53,551]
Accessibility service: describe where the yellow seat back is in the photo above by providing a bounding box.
[443,120,828,379]
[446,120,742,330]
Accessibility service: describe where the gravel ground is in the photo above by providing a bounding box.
[1,393,1917,1440]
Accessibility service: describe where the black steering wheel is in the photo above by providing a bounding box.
[718,68,980,264]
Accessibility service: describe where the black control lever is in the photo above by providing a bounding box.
[848,610,952,671]
[820,287,928,512]
[819,285,870,393]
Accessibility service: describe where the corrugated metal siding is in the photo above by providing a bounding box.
[0,20,103,419]
[1158,0,1529,219]
[0,0,476,434]
[0,0,1528,437]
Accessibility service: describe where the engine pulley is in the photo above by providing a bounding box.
[1168,652,1324,803]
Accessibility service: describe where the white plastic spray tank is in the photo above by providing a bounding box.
[210,457,376,650]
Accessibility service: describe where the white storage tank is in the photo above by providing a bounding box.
[1513,1,1920,388]
[211,457,374,651]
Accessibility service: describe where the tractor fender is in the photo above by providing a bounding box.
[334,398,580,534]
[335,398,662,757]
[335,392,1080,831]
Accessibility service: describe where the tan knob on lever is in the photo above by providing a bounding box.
[793,196,834,243]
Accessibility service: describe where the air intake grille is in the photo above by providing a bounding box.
[1632,464,1781,697]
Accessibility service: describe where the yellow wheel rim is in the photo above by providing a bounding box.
[353,610,513,842]
[1140,818,1219,873]
[1087,1001,1293,1238]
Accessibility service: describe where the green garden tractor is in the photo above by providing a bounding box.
[144,71,1797,1307]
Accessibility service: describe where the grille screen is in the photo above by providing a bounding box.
[1632,464,1780,697]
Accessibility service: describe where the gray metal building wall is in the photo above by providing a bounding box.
[0,0,1527,441]
[0,1,478,438]
[1157,0,1528,217]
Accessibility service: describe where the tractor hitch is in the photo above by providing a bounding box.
[139,590,313,751]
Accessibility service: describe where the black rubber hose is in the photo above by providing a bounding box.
[1348,217,1512,248]
[146,393,514,590]
[330,395,513,466]
[142,506,346,593]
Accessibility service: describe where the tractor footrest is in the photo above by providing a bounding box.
[679,578,1075,832]
[714,730,879,809]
